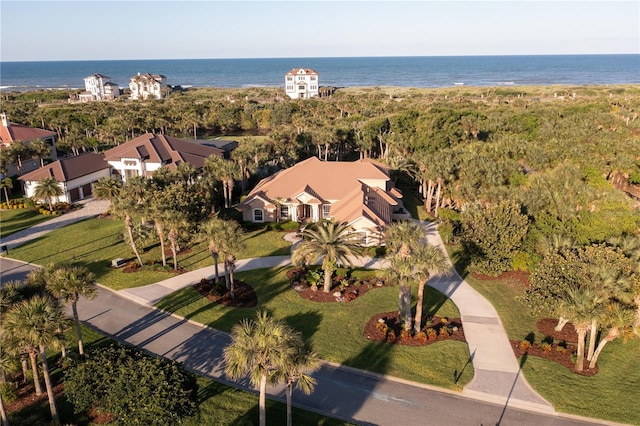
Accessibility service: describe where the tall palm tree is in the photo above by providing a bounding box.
[33,177,63,211]
[205,156,242,209]
[412,244,451,333]
[275,340,320,426]
[384,254,415,331]
[46,265,97,356]
[93,177,123,203]
[2,296,68,425]
[164,210,191,271]
[29,139,51,167]
[224,311,305,426]
[199,217,227,283]
[0,177,12,205]
[293,221,366,293]
[111,188,144,267]
[384,220,425,261]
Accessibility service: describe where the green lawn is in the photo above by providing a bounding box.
[445,242,640,425]
[156,266,474,390]
[0,208,52,239]
[7,324,352,426]
[6,216,292,290]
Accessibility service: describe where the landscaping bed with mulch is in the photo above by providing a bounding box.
[364,311,465,346]
[193,278,257,308]
[288,267,391,303]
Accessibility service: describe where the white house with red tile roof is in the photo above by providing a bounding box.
[129,73,168,100]
[81,74,121,101]
[0,113,58,175]
[285,68,319,99]
[18,152,111,203]
[240,157,407,245]
[103,133,225,182]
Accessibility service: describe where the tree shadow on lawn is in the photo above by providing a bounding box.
[284,310,323,342]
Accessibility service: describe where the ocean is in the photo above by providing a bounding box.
[1,55,639,92]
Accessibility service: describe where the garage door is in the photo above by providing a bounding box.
[82,183,93,198]
[69,187,80,202]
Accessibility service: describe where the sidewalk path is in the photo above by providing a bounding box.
[1,198,110,250]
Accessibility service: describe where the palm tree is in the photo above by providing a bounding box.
[29,139,51,167]
[46,265,97,356]
[2,296,68,425]
[384,254,415,331]
[0,342,14,426]
[412,244,451,333]
[224,311,305,426]
[111,189,144,267]
[275,340,320,426]
[589,303,635,369]
[0,177,12,205]
[293,220,366,293]
[93,177,123,203]
[164,210,191,271]
[33,177,63,211]
[199,216,229,284]
[205,156,242,209]
[384,220,424,261]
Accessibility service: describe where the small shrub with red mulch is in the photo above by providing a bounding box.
[364,312,465,347]
[193,278,257,308]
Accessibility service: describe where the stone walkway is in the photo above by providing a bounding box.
[0,198,110,250]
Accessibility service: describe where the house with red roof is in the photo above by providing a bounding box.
[103,133,225,182]
[239,157,408,245]
[285,68,319,99]
[19,152,111,203]
[0,113,58,175]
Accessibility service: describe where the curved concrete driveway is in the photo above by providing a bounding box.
[121,222,552,412]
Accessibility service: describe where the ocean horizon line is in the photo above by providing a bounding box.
[2,52,638,64]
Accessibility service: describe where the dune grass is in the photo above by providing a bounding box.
[155,266,474,390]
[6,216,292,290]
[444,242,640,425]
[0,208,52,239]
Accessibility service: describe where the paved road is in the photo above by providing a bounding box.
[76,286,600,426]
[0,257,34,285]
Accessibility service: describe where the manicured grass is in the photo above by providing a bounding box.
[444,241,640,424]
[0,208,52,238]
[8,324,352,426]
[156,266,474,390]
[6,216,292,290]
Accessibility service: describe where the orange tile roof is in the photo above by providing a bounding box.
[285,68,318,76]
[104,133,223,169]
[18,152,109,183]
[0,121,56,146]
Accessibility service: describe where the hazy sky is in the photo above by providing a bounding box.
[2,1,638,61]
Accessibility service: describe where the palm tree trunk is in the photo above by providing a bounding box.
[156,224,167,266]
[413,278,428,334]
[402,284,412,331]
[259,374,267,426]
[228,260,236,299]
[575,328,587,372]
[286,382,293,426]
[322,265,333,293]
[126,215,144,267]
[0,393,8,426]
[555,316,569,331]
[589,328,619,369]
[3,187,9,205]
[29,351,43,395]
[72,302,84,356]
[434,179,442,218]
[39,345,59,425]
[223,262,230,290]
[587,319,598,361]
[170,238,178,271]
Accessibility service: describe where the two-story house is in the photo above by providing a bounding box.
[285,68,319,99]
[80,74,121,101]
[0,113,58,175]
[129,73,168,100]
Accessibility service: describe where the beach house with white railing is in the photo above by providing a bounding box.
[285,68,319,99]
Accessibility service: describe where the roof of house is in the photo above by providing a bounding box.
[85,74,111,80]
[201,139,239,152]
[18,152,110,183]
[0,120,56,146]
[285,68,318,76]
[104,133,223,169]
[242,157,400,228]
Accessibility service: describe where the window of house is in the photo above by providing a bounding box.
[322,204,331,218]
[298,85,305,90]
[253,209,264,222]
[280,205,289,220]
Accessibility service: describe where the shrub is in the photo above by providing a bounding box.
[376,322,388,333]
[439,327,450,338]
[386,330,396,342]
[64,344,198,426]
[519,340,532,351]
[555,345,566,353]
[540,342,552,352]
[426,328,437,341]
[0,382,18,403]
[400,329,412,340]
[414,332,427,343]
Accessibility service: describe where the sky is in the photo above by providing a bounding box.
[1,1,638,62]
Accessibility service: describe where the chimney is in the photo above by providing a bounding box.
[0,113,9,128]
